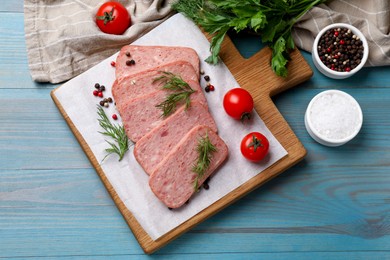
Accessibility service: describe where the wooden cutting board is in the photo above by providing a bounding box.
[51,32,312,254]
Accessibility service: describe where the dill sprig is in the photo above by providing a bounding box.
[192,131,217,191]
[153,71,196,117]
[97,106,129,161]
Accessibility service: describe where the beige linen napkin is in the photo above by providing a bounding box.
[24,0,174,83]
[293,0,390,67]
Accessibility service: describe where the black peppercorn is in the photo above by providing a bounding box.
[318,27,364,72]
[203,177,210,190]
[126,59,135,66]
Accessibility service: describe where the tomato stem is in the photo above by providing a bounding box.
[240,112,251,122]
[248,134,263,152]
[96,7,115,25]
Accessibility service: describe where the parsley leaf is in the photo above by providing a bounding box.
[271,36,289,78]
[173,0,328,77]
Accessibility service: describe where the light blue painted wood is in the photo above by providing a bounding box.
[1,1,389,258]
[2,1,23,13]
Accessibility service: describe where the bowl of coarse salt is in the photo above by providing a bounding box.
[312,23,369,79]
[305,90,363,147]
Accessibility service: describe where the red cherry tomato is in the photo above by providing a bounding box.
[96,2,131,35]
[240,132,269,162]
[223,88,254,121]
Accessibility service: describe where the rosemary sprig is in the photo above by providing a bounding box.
[192,131,217,191]
[153,71,196,117]
[97,106,129,161]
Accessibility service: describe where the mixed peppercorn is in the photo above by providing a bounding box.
[93,83,105,97]
[201,70,215,93]
[125,51,136,66]
[92,82,118,120]
[317,27,364,72]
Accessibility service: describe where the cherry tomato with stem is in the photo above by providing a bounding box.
[240,132,269,162]
[96,2,131,35]
[223,88,254,121]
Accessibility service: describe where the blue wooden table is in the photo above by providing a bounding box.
[1,2,390,259]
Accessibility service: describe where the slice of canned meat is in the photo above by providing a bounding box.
[118,80,207,143]
[134,101,217,175]
[112,61,198,111]
[149,125,228,209]
[115,45,200,82]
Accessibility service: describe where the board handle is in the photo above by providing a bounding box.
[219,36,313,99]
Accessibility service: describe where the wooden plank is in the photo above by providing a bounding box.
[1,1,23,12]
[0,13,55,89]
[2,87,390,171]
[1,166,389,257]
[0,88,90,170]
[1,168,389,231]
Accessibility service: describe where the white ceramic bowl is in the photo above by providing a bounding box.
[312,23,369,79]
[305,90,363,147]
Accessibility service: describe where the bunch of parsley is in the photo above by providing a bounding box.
[173,0,327,77]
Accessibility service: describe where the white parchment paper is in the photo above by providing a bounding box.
[53,14,288,240]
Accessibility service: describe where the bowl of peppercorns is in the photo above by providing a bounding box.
[312,23,369,79]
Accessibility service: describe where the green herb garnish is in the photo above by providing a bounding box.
[172,0,327,77]
[154,71,196,117]
[97,106,129,161]
[192,131,217,191]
